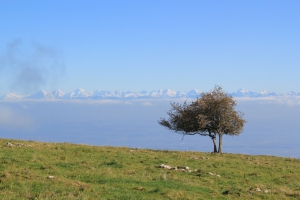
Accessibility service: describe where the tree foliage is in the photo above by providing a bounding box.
[158,85,246,153]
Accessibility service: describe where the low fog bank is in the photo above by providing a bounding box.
[0,98,299,158]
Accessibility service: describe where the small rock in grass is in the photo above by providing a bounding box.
[6,142,14,146]
[177,166,189,170]
[165,166,171,170]
[47,176,54,179]
[159,164,171,169]
[135,186,144,191]
[208,172,214,175]
[200,156,209,159]
[216,174,221,177]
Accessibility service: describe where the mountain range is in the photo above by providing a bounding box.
[1,88,300,100]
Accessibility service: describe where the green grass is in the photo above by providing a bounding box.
[0,138,299,199]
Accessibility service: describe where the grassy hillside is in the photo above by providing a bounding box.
[0,138,299,199]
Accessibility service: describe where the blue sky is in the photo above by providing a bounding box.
[0,1,300,95]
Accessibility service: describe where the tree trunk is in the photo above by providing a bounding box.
[212,136,217,152]
[218,134,223,153]
[209,131,217,153]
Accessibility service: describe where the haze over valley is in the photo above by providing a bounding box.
[1,96,299,158]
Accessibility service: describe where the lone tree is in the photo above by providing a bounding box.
[158,85,246,153]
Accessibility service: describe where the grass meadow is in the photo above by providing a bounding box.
[0,138,299,199]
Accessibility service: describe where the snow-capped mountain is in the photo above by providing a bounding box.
[231,88,257,97]
[287,91,300,96]
[52,89,67,99]
[148,89,177,98]
[257,90,281,97]
[231,89,281,98]
[123,91,146,98]
[186,89,202,98]
[92,90,127,99]
[25,90,54,100]
[63,88,92,99]
[0,92,24,100]
[1,88,300,100]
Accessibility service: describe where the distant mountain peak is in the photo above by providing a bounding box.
[0,92,24,100]
[236,88,249,93]
[25,90,54,99]
[1,88,300,100]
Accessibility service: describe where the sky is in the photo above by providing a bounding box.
[1,1,300,157]
[0,1,300,95]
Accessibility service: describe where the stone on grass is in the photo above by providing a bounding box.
[255,188,261,192]
[159,164,171,169]
[177,166,189,170]
[6,142,14,146]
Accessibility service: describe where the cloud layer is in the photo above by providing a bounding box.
[0,99,299,158]
[0,105,34,129]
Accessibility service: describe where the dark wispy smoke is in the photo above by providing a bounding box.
[0,39,66,94]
